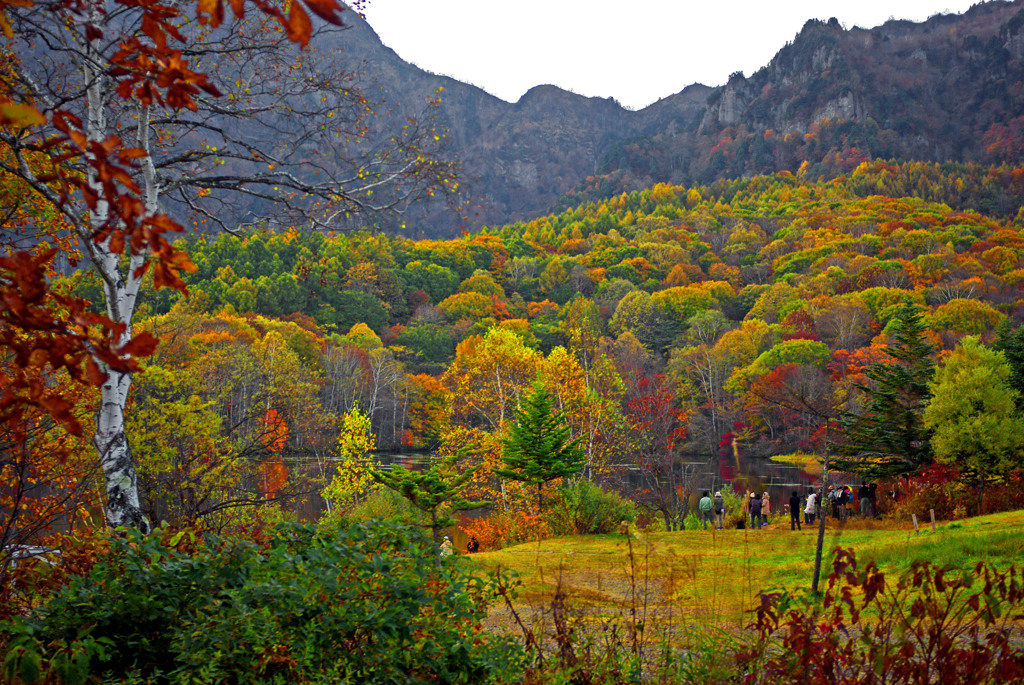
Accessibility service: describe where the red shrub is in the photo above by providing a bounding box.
[737,548,1024,684]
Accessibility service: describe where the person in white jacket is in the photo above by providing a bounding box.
[804,491,818,525]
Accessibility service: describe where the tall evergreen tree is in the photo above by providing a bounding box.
[836,303,935,479]
[993,322,1024,410]
[497,381,585,509]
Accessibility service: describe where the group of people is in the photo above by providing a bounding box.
[697,490,775,530]
[799,482,880,527]
[697,482,881,533]
[822,482,879,521]
[697,491,728,529]
[745,491,771,529]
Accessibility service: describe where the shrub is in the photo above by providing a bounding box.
[721,489,745,529]
[545,480,637,536]
[736,548,1024,683]
[1,523,524,684]
[879,464,1024,521]
[325,486,429,529]
[977,474,1024,514]
[683,511,701,531]
[889,477,973,521]
[460,509,550,551]
[0,530,111,626]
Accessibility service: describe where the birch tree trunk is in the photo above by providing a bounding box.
[79,2,150,531]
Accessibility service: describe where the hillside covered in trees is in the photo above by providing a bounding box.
[46,160,1024,533]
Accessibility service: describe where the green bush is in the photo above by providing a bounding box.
[722,489,745,529]
[1,523,523,684]
[327,487,429,528]
[545,480,637,535]
[683,511,701,531]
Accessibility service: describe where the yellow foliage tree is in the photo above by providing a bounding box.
[322,406,376,514]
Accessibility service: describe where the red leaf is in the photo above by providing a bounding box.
[197,0,224,25]
[286,2,313,46]
[118,331,159,358]
[85,358,107,387]
[301,0,344,25]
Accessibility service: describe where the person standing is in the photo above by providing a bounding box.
[838,487,849,522]
[859,482,871,517]
[713,491,725,530]
[804,490,817,525]
[749,492,763,529]
[762,491,771,525]
[789,491,802,531]
[869,482,878,517]
[698,491,714,530]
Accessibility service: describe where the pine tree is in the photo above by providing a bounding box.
[372,448,487,546]
[836,303,935,479]
[496,382,585,509]
[993,322,1024,410]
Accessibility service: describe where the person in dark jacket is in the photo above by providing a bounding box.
[859,482,871,516]
[789,491,802,531]
[749,492,763,529]
[713,491,725,530]
[828,487,839,519]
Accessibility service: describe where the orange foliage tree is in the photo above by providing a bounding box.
[259,408,289,500]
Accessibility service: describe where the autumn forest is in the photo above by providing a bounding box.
[17,158,1021,543]
[4,0,1024,681]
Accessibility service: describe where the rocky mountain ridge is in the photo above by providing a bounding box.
[327,0,1024,235]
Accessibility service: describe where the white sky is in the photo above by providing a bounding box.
[360,1,984,110]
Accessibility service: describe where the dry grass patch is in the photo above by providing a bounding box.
[466,510,1024,635]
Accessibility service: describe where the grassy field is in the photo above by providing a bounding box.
[464,510,1024,634]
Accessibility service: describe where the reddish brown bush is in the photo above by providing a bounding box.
[737,547,1024,684]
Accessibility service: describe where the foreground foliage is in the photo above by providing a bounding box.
[4,513,1024,683]
[1,523,523,684]
[483,538,1024,683]
[740,549,1024,684]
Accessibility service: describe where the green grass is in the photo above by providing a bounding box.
[463,510,1024,630]
[859,509,1024,571]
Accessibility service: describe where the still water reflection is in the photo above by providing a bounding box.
[372,450,856,511]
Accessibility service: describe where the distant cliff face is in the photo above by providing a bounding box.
[318,1,1024,236]
[322,11,711,234]
[699,4,1024,141]
[659,1,1024,185]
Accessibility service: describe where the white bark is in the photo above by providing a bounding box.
[78,0,149,531]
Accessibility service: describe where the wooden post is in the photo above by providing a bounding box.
[912,514,920,535]
[930,509,937,533]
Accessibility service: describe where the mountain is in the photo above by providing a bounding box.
[327,1,1024,235]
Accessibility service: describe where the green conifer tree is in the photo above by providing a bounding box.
[993,322,1024,410]
[836,302,935,478]
[372,448,487,546]
[496,381,585,509]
